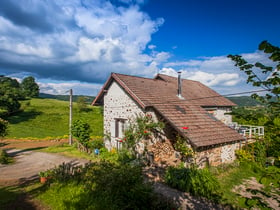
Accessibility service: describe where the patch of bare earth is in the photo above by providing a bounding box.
[232,177,280,209]
[0,139,87,210]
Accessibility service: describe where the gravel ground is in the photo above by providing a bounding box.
[0,148,88,186]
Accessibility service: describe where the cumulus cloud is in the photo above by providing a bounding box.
[39,80,102,96]
[160,67,240,87]
[0,0,166,85]
[0,0,276,96]
[159,52,275,95]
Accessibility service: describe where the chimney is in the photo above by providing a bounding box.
[177,71,184,99]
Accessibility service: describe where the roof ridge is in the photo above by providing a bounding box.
[112,72,156,81]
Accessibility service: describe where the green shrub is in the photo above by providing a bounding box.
[0,118,8,138]
[72,119,91,150]
[235,149,254,162]
[0,149,10,164]
[165,166,221,201]
[41,160,175,209]
[83,161,153,209]
[88,138,103,150]
[236,141,267,166]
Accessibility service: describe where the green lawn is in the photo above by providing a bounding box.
[4,98,103,139]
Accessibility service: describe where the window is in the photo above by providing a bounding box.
[111,118,127,139]
[110,118,127,150]
[115,119,126,138]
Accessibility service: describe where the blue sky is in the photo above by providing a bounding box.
[0,0,279,96]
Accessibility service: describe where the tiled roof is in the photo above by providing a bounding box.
[93,73,244,148]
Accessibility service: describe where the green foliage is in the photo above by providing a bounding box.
[228,41,280,159]
[39,160,174,210]
[38,182,87,210]
[39,169,53,177]
[0,118,8,137]
[165,165,221,201]
[235,149,254,162]
[228,41,279,108]
[89,138,103,149]
[232,106,280,159]
[0,186,20,208]
[82,161,154,209]
[76,96,88,112]
[123,114,164,151]
[21,76,39,98]
[0,76,21,115]
[236,141,267,166]
[50,162,84,183]
[0,149,12,164]
[227,96,262,106]
[174,135,194,159]
[72,119,92,148]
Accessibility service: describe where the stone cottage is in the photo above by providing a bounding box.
[92,72,245,166]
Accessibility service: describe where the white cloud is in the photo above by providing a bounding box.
[159,68,240,87]
[0,0,166,84]
[39,80,102,96]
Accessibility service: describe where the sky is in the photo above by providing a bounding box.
[0,0,279,96]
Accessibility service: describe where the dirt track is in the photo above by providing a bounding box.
[0,139,87,186]
[0,149,88,186]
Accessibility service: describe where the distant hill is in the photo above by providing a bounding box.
[227,96,262,106]
[39,93,95,104]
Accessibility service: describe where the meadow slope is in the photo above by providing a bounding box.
[4,98,103,139]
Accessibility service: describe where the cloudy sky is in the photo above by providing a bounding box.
[0,0,279,96]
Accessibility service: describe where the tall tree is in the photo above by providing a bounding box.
[21,76,39,98]
[0,76,21,115]
[228,41,279,111]
[77,96,88,112]
[228,41,280,157]
[0,118,8,138]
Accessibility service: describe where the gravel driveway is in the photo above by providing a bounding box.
[0,149,88,185]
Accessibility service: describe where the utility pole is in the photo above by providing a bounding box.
[69,89,73,145]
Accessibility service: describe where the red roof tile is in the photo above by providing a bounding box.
[93,73,244,148]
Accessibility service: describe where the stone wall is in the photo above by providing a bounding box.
[103,81,144,149]
[214,107,233,125]
[195,141,241,167]
[205,106,233,125]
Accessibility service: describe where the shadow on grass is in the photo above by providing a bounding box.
[4,110,42,124]
[0,185,39,210]
[0,142,8,148]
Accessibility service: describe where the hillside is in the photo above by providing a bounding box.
[39,93,95,104]
[226,96,262,106]
[4,98,103,139]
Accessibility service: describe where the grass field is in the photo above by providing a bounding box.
[4,98,103,139]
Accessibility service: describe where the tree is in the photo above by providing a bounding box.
[71,119,92,151]
[77,96,88,112]
[21,76,39,98]
[0,76,21,115]
[228,41,279,112]
[228,41,280,157]
[0,118,8,138]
